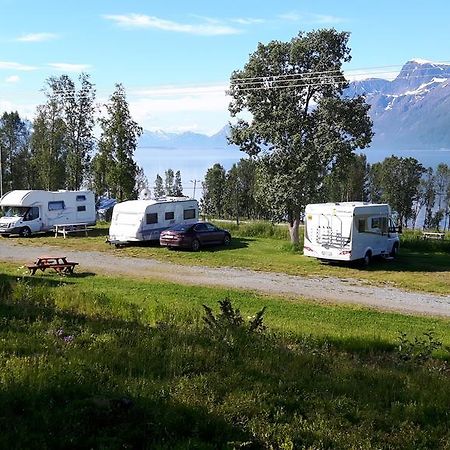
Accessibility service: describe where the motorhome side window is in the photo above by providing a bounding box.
[48,201,65,211]
[165,211,174,220]
[77,205,86,212]
[146,213,158,224]
[358,219,366,233]
[183,209,196,220]
[76,195,86,201]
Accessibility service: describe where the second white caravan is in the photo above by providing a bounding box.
[108,197,199,246]
[303,202,400,265]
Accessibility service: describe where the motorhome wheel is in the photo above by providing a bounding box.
[20,227,31,237]
[390,243,399,258]
[363,251,372,267]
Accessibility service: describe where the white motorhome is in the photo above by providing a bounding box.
[108,197,199,246]
[0,190,96,237]
[303,202,400,265]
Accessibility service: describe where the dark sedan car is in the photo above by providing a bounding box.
[160,222,231,251]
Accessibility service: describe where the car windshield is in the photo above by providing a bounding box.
[3,206,28,218]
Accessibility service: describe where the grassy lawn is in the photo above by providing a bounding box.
[1,265,450,448]
[6,222,450,294]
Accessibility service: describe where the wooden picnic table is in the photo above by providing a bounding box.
[27,256,79,275]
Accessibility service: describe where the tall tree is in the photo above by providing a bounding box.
[228,29,372,243]
[376,156,425,226]
[96,84,142,201]
[45,73,96,190]
[323,153,368,202]
[154,174,165,198]
[201,163,226,218]
[173,170,183,196]
[0,111,31,193]
[164,169,175,196]
[30,102,67,190]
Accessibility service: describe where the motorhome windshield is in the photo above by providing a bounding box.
[3,206,29,217]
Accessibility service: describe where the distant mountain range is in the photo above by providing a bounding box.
[138,59,450,166]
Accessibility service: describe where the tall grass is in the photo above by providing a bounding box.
[2,273,450,448]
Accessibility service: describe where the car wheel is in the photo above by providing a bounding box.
[20,227,31,238]
[223,234,231,246]
[191,239,200,252]
[390,243,399,258]
[1,234,10,238]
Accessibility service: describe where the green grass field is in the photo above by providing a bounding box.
[6,222,450,294]
[1,263,450,448]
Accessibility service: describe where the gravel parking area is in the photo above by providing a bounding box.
[1,240,450,317]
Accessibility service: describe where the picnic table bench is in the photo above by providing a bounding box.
[422,231,445,240]
[27,256,78,275]
[54,223,91,239]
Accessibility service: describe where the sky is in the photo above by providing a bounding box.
[1,0,450,136]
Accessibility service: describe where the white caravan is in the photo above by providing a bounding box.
[303,202,400,265]
[108,197,199,246]
[0,190,96,237]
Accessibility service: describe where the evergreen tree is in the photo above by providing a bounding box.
[173,170,183,196]
[154,174,165,198]
[96,84,142,201]
[164,169,175,196]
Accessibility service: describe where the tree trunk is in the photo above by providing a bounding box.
[288,210,301,244]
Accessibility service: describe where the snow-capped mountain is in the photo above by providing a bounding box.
[137,59,450,167]
[346,59,450,151]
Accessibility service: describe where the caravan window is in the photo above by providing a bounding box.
[77,205,86,212]
[48,201,65,211]
[146,213,158,224]
[76,195,86,201]
[165,211,174,220]
[183,208,196,220]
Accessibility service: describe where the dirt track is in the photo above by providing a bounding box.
[1,240,450,317]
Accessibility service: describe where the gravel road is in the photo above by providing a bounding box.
[1,240,449,317]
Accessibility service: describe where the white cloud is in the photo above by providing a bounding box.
[5,75,20,83]
[128,83,230,134]
[47,62,92,72]
[16,32,58,42]
[231,17,265,25]
[278,11,345,24]
[0,61,37,71]
[103,13,241,36]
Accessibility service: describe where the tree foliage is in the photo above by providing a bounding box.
[94,84,142,201]
[45,74,96,190]
[228,29,373,243]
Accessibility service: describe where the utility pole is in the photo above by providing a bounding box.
[190,179,201,200]
[0,144,3,198]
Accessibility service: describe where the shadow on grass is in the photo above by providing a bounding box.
[1,277,450,448]
[322,250,450,273]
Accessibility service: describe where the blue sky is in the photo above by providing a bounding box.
[1,0,449,135]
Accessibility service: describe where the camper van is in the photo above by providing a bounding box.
[0,190,96,237]
[108,197,199,246]
[303,202,400,265]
